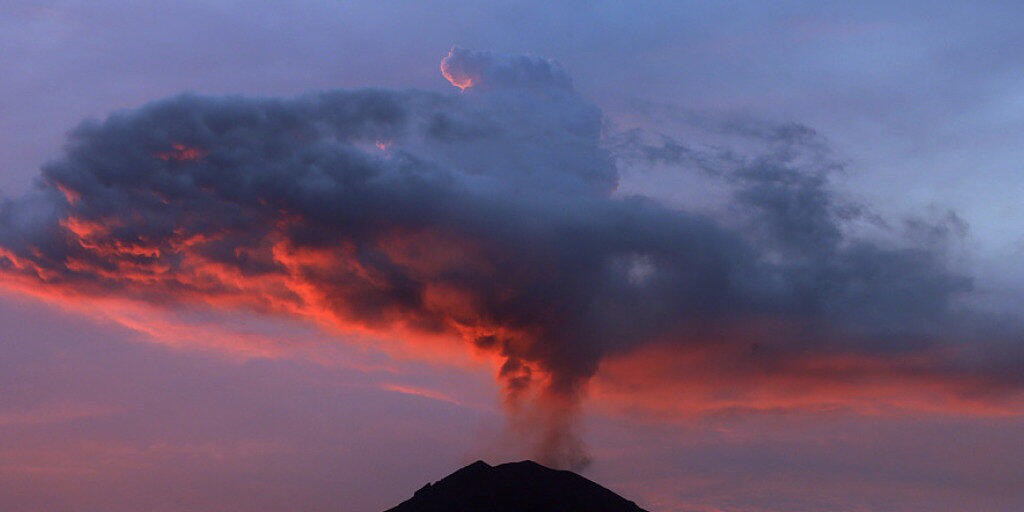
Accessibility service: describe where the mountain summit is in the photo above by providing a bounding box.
[384,460,648,512]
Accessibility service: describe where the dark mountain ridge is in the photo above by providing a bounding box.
[384,460,648,512]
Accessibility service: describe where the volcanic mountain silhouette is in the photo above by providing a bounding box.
[384,460,648,512]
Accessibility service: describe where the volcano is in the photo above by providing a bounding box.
[384,460,648,512]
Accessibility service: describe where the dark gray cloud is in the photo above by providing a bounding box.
[0,48,1019,469]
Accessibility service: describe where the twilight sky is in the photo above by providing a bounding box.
[2,2,1023,512]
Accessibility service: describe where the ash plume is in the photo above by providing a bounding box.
[1,48,1021,469]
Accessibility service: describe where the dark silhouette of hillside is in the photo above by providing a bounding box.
[384,460,648,512]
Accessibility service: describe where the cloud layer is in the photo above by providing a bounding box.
[1,48,1021,468]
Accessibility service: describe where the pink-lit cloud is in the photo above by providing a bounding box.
[1,48,1021,472]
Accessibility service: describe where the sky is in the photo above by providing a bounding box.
[1,2,1023,511]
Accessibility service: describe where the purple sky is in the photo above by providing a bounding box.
[2,2,1024,511]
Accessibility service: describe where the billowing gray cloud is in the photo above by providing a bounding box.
[440,47,573,92]
[0,48,1020,469]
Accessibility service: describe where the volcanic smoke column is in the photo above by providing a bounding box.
[0,48,1016,469]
